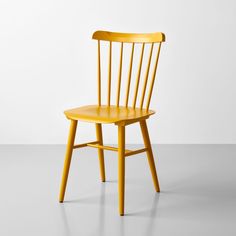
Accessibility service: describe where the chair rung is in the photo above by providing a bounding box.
[73,141,99,149]
[125,148,147,157]
[87,143,147,157]
[87,143,118,152]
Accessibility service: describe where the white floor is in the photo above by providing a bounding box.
[0,145,235,236]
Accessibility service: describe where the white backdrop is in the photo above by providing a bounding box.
[0,0,236,144]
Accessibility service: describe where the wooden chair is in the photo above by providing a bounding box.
[59,30,165,215]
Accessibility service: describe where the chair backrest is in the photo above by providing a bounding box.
[92,30,165,111]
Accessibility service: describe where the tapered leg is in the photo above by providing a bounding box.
[59,119,78,202]
[140,120,160,192]
[118,125,125,216]
[96,123,106,182]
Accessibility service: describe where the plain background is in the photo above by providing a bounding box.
[0,0,236,144]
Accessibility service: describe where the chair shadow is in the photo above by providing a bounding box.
[59,184,107,236]
[105,180,118,184]
[60,185,162,236]
[120,193,160,236]
[126,193,160,218]
[59,204,72,236]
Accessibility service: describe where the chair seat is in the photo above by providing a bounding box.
[64,105,155,124]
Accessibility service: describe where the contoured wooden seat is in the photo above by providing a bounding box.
[65,105,155,124]
[59,30,165,215]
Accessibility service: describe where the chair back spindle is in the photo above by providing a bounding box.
[132,43,145,109]
[116,42,123,107]
[125,42,134,107]
[140,43,154,109]
[146,43,162,111]
[97,40,101,106]
[107,41,112,106]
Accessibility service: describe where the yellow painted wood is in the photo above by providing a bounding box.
[88,143,118,152]
[133,43,145,108]
[96,123,106,182]
[140,120,160,192]
[118,125,125,215]
[73,141,99,149]
[125,147,147,157]
[125,43,134,107]
[86,143,146,157]
[97,40,101,106]
[64,105,155,124]
[59,120,77,202]
[140,43,154,109]
[93,31,165,43]
[108,41,112,106]
[116,42,123,107]
[60,30,165,215]
[146,43,162,111]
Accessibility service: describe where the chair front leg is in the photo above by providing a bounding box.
[118,125,125,216]
[140,120,160,192]
[59,119,78,202]
[95,123,106,182]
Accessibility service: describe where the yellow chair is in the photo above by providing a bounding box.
[59,30,165,215]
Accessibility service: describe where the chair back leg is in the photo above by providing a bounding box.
[140,120,160,192]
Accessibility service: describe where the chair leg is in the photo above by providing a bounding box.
[140,120,160,192]
[95,123,106,182]
[118,125,125,216]
[59,120,78,202]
